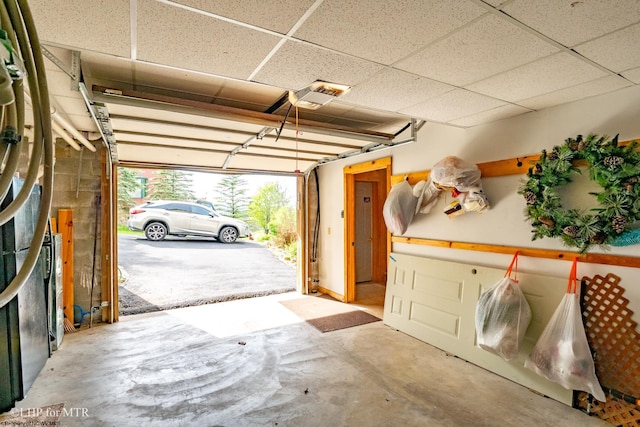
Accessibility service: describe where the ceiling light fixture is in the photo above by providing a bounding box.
[288,80,351,110]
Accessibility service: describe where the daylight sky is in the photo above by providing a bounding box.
[191,171,297,206]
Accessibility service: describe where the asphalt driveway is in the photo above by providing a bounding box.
[117,234,296,315]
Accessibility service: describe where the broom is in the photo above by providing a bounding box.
[63,312,76,333]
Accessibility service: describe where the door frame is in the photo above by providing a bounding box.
[343,157,391,303]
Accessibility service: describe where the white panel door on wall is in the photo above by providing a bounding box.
[383,253,573,405]
[355,182,373,283]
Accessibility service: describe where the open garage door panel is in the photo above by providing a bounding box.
[92,86,398,174]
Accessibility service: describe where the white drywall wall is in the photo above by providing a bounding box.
[316,84,640,322]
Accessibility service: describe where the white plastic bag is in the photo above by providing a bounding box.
[524,259,606,402]
[475,252,531,361]
[382,180,417,235]
[430,156,482,192]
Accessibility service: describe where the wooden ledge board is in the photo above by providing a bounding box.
[391,138,637,185]
[392,236,640,268]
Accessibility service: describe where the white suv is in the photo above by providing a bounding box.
[127,200,249,243]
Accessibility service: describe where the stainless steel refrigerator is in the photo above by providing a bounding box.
[0,177,49,412]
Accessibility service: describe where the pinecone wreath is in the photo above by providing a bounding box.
[518,134,640,252]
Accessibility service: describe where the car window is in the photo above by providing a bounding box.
[163,203,190,213]
[191,205,211,216]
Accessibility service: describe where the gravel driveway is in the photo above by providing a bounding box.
[118,234,296,315]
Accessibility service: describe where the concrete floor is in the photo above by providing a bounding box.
[7,291,607,427]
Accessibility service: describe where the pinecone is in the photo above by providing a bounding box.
[524,191,537,205]
[625,182,635,192]
[548,150,559,161]
[612,215,627,234]
[577,140,586,151]
[538,217,555,228]
[563,226,578,237]
[603,156,624,169]
[590,232,607,244]
[568,140,579,151]
[533,163,543,175]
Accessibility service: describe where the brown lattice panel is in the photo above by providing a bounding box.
[580,273,640,426]
[576,392,640,427]
[582,273,640,396]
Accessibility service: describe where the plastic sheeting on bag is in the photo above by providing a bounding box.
[383,180,417,235]
[430,156,482,192]
[427,156,490,214]
[412,178,441,215]
[475,277,532,361]
[524,259,606,402]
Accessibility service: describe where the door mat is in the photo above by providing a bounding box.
[280,295,381,333]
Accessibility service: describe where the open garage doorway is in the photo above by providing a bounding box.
[116,166,298,315]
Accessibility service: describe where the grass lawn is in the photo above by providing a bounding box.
[117,225,143,235]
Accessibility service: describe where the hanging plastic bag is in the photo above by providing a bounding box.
[382,179,417,235]
[430,156,482,192]
[475,252,531,361]
[413,177,441,215]
[524,258,606,402]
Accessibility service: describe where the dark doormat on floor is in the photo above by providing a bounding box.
[280,294,381,333]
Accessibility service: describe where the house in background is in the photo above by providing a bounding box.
[130,169,152,206]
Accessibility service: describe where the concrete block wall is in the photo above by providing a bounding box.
[51,140,104,322]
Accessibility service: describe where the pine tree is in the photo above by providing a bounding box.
[117,167,142,209]
[149,170,194,200]
[214,175,250,219]
[117,167,142,224]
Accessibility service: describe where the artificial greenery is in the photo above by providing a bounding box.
[518,134,640,253]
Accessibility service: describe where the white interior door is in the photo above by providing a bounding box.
[383,253,573,405]
[355,182,373,283]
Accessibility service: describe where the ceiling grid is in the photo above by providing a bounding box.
[24,0,640,173]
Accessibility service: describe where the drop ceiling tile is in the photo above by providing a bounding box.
[137,0,281,80]
[622,67,640,83]
[575,23,640,73]
[396,14,559,86]
[174,0,316,34]
[466,52,608,102]
[30,0,130,57]
[339,69,455,111]
[253,41,384,91]
[502,0,640,47]
[449,104,532,127]
[518,75,633,110]
[292,0,486,65]
[399,89,506,122]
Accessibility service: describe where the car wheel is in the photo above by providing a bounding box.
[145,222,167,241]
[218,226,238,243]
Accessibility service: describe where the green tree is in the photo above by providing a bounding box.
[117,167,141,225]
[149,170,194,200]
[214,175,250,219]
[248,182,289,234]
